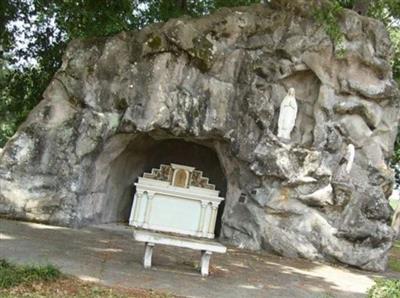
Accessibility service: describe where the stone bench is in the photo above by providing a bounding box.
[133,229,227,276]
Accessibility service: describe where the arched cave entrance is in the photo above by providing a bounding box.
[96,134,227,237]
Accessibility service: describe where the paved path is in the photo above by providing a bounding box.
[0,219,398,297]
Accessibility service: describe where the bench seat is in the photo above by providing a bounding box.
[133,229,227,276]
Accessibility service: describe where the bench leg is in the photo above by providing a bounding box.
[143,242,155,269]
[200,250,212,277]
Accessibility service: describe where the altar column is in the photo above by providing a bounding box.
[143,192,155,228]
[208,203,219,238]
[197,201,208,237]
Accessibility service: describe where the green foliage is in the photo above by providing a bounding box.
[392,130,400,187]
[369,0,400,182]
[0,66,55,146]
[313,1,400,82]
[335,0,355,9]
[0,259,61,289]
[137,0,259,25]
[35,0,138,39]
[389,240,400,272]
[368,279,400,298]
[394,131,400,163]
[389,258,400,272]
[0,1,30,55]
[368,0,400,26]
[313,1,345,47]
[368,0,400,83]
[391,29,400,82]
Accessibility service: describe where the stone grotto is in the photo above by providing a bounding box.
[0,1,399,271]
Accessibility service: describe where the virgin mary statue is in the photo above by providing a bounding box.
[278,88,298,140]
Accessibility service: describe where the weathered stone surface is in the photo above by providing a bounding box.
[0,3,399,271]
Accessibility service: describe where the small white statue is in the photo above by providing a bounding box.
[345,143,355,174]
[278,88,298,140]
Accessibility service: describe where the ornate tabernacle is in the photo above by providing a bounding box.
[129,163,224,239]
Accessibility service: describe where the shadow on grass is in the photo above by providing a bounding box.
[389,240,400,273]
[0,258,174,298]
[0,259,61,288]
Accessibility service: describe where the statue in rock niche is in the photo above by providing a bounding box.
[278,88,298,140]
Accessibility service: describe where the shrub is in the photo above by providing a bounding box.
[368,279,400,298]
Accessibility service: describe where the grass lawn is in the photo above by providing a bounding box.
[368,279,400,298]
[389,240,400,272]
[364,241,400,297]
[0,259,173,298]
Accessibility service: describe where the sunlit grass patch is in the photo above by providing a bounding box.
[368,279,400,298]
[0,259,174,297]
[389,240,400,273]
[0,259,61,289]
[389,258,400,272]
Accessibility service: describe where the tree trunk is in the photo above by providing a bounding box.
[353,0,372,15]
[392,202,400,239]
[176,0,187,14]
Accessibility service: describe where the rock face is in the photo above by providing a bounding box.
[0,3,399,271]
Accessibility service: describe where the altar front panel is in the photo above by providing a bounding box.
[148,193,201,234]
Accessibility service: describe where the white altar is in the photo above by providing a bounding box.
[129,163,226,276]
[129,163,224,239]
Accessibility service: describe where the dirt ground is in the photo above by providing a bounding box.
[0,276,174,298]
[1,219,399,298]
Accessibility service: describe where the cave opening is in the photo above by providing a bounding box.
[100,134,227,237]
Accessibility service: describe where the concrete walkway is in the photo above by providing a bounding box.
[0,219,398,297]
